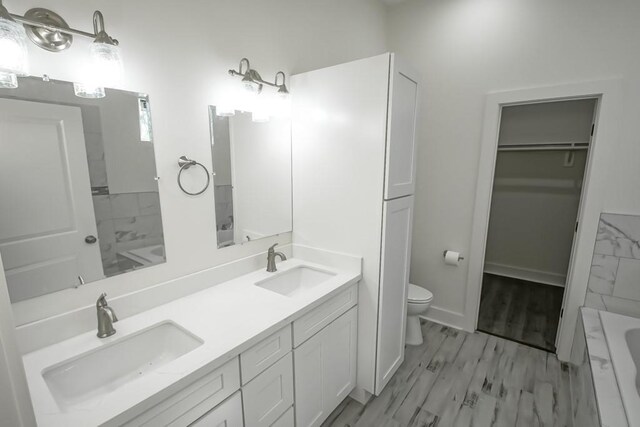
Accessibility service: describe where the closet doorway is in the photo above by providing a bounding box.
[476,98,597,352]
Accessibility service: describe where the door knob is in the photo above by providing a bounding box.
[85,235,98,244]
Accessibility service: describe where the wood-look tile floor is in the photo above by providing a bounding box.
[477,274,564,352]
[323,321,571,427]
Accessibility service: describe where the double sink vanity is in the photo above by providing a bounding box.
[22,246,361,426]
[0,49,418,427]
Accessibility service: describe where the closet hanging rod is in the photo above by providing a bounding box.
[497,146,589,152]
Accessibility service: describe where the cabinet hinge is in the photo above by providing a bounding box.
[591,124,595,136]
[560,308,564,318]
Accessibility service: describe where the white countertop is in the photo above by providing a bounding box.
[23,255,361,426]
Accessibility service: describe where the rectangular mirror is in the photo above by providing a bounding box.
[209,107,292,248]
[0,77,166,303]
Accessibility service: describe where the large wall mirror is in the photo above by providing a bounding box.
[209,107,292,248]
[0,77,166,303]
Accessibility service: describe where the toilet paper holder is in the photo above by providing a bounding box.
[443,250,464,261]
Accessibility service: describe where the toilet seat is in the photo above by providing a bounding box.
[408,284,433,303]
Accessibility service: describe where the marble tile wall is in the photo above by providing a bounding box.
[93,192,164,276]
[585,213,640,317]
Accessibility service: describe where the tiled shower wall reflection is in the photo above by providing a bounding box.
[215,185,234,230]
[93,193,163,276]
[585,213,640,316]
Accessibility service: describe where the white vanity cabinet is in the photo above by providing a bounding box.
[115,286,358,427]
[239,285,358,427]
[294,306,358,427]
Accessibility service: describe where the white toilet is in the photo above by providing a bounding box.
[406,283,434,346]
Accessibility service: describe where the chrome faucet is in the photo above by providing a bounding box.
[96,293,118,338]
[266,243,287,273]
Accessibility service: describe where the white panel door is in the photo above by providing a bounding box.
[294,307,357,427]
[384,54,419,200]
[0,99,103,302]
[375,196,414,395]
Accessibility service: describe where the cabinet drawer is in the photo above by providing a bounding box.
[241,325,292,385]
[243,352,294,427]
[293,284,357,347]
[271,406,294,427]
[190,391,243,427]
[122,358,240,427]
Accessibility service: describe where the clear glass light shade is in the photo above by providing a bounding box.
[244,81,261,94]
[90,41,123,87]
[241,74,262,94]
[277,86,290,101]
[0,17,29,88]
[74,42,123,99]
[73,82,105,99]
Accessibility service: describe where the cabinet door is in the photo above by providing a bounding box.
[242,353,294,427]
[384,54,419,200]
[294,307,358,427]
[270,406,294,427]
[375,196,414,395]
[190,392,243,427]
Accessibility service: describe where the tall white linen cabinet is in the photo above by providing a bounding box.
[292,52,419,404]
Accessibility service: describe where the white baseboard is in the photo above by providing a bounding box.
[420,305,467,331]
[484,262,566,287]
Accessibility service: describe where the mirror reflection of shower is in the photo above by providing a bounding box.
[209,106,292,248]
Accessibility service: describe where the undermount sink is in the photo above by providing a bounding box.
[42,321,203,410]
[256,266,336,297]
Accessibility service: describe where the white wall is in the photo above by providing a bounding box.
[387,0,640,328]
[484,150,587,286]
[4,0,388,326]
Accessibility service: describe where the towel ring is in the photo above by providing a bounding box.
[177,156,211,196]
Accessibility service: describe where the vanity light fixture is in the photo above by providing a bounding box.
[228,58,290,98]
[227,58,291,120]
[0,2,123,97]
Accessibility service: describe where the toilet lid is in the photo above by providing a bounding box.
[408,284,433,302]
